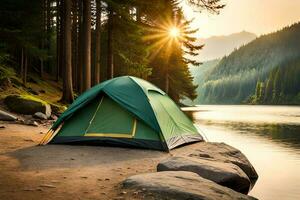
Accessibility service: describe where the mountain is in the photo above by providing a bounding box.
[197,31,256,61]
[193,22,300,105]
[184,59,220,105]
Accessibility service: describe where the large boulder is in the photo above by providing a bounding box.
[123,171,257,200]
[188,142,258,188]
[0,109,18,121]
[4,95,51,116]
[157,156,250,194]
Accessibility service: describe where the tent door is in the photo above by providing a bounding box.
[83,95,137,138]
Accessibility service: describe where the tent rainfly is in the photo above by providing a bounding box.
[40,76,203,151]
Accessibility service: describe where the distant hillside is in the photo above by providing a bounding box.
[195,22,300,105]
[197,31,256,61]
[184,59,220,105]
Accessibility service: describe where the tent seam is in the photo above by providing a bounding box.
[128,76,169,151]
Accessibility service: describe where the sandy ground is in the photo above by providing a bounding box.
[0,122,198,200]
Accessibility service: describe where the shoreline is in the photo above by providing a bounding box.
[0,122,258,200]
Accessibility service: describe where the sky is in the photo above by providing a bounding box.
[182,0,300,38]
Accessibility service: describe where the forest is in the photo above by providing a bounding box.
[250,59,300,104]
[0,0,224,106]
[192,22,300,105]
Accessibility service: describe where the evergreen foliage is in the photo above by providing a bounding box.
[0,0,224,104]
[194,22,300,105]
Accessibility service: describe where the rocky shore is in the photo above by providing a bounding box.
[122,142,258,200]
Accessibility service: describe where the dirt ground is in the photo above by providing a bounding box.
[0,122,197,200]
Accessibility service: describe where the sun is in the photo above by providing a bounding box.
[141,23,184,61]
[169,27,180,38]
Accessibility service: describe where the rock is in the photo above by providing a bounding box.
[0,110,18,121]
[4,95,51,116]
[44,105,51,118]
[157,156,250,194]
[123,171,257,200]
[33,112,48,120]
[24,119,39,127]
[188,142,258,188]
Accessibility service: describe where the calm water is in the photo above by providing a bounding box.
[183,105,300,200]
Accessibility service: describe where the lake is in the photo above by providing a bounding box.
[183,105,300,200]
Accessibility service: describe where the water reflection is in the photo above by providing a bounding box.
[202,122,300,150]
[185,105,300,200]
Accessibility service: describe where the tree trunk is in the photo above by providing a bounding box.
[77,0,83,92]
[59,0,65,81]
[107,3,114,79]
[82,0,91,91]
[20,48,24,79]
[46,0,51,71]
[56,0,62,81]
[61,0,74,103]
[94,0,101,85]
[72,0,78,90]
[41,0,46,78]
[40,58,44,78]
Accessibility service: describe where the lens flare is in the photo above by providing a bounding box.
[142,21,185,62]
[169,27,180,37]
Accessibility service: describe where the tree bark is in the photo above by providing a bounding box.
[56,0,60,81]
[20,48,24,80]
[82,0,91,90]
[61,0,74,103]
[72,0,78,90]
[77,0,83,92]
[40,58,44,78]
[106,4,114,79]
[94,0,101,85]
[41,0,46,78]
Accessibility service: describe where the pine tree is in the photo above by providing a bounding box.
[147,1,202,102]
[93,0,102,84]
[61,0,74,103]
[82,0,92,90]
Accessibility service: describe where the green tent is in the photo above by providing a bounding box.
[45,76,203,151]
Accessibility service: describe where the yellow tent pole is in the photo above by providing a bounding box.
[43,130,54,145]
[39,124,63,145]
[39,130,53,145]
